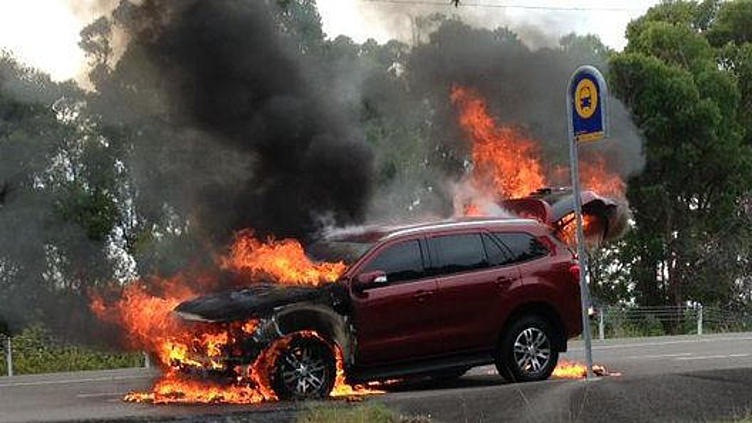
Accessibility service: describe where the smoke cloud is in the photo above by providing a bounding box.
[353,18,644,223]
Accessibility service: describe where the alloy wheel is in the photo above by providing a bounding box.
[279,342,328,397]
[512,327,552,375]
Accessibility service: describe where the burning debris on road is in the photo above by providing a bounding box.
[552,360,620,379]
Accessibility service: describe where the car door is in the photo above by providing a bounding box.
[493,231,553,286]
[430,231,522,353]
[349,236,443,365]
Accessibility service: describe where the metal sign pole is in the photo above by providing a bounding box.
[567,65,609,380]
[568,135,594,379]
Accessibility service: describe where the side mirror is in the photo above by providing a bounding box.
[353,270,387,292]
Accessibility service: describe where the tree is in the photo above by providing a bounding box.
[0,53,124,338]
[610,1,752,312]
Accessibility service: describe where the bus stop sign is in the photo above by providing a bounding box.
[568,66,609,143]
[565,64,610,380]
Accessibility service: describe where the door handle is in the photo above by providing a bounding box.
[413,291,434,303]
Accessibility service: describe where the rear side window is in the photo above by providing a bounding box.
[361,240,425,283]
[493,232,549,263]
[431,233,488,275]
[482,233,515,267]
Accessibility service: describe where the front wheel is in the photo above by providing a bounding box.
[271,335,336,400]
[496,315,559,382]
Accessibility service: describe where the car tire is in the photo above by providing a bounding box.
[271,335,336,401]
[496,314,559,383]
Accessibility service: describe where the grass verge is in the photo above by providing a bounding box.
[297,403,430,423]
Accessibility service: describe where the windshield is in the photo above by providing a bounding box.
[307,240,375,266]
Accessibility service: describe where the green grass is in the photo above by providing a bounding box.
[0,324,143,376]
[297,403,430,423]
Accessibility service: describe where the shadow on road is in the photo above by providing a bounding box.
[377,374,507,394]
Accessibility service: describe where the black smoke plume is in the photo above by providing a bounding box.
[90,0,373,246]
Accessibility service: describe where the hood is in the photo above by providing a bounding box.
[174,283,323,323]
[502,187,629,243]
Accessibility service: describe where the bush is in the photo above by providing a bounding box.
[0,324,142,375]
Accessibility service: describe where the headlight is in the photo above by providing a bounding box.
[174,310,216,322]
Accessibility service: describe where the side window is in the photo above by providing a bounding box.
[493,232,549,263]
[361,240,425,283]
[431,233,488,276]
[482,233,514,267]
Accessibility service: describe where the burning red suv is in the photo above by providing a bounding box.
[175,216,583,400]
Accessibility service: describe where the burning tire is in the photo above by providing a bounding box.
[271,335,336,400]
[496,315,559,382]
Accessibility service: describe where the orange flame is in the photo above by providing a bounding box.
[553,360,613,379]
[92,230,368,405]
[451,85,547,200]
[450,85,626,214]
[330,345,385,398]
[556,213,601,248]
[579,155,626,199]
[221,229,346,286]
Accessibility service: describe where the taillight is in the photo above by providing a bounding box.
[569,263,581,283]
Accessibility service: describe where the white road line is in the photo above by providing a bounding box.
[76,392,128,398]
[622,353,693,360]
[569,336,752,351]
[675,354,750,361]
[0,374,149,389]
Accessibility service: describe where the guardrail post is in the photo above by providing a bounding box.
[143,351,151,369]
[599,307,605,341]
[697,304,703,336]
[5,336,12,377]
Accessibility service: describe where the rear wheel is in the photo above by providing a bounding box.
[496,315,559,382]
[271,335,336,400]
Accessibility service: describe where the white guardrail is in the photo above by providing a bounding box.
[595,305,752,341]
[2,335,12,377]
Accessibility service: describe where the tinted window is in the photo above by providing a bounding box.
[493,232,549,263]
[361,240,424,283]
[432,233,488,275]
[482,234,514,267]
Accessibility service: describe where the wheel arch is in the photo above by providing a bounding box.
[501,302,567,352]
[273,303,354,364]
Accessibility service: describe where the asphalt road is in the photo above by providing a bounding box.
[1,333,751,423]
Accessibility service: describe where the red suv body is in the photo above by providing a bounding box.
[343,218,581,377]
[176,217,582,399]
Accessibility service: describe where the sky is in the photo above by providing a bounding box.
[0,0,660,83]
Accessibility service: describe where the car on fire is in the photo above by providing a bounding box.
[174,210,591,400]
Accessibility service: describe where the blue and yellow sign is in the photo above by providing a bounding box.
[568,66,608,143]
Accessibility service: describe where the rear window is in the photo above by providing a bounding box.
[493,232,549,263]
[430,233,488,275]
